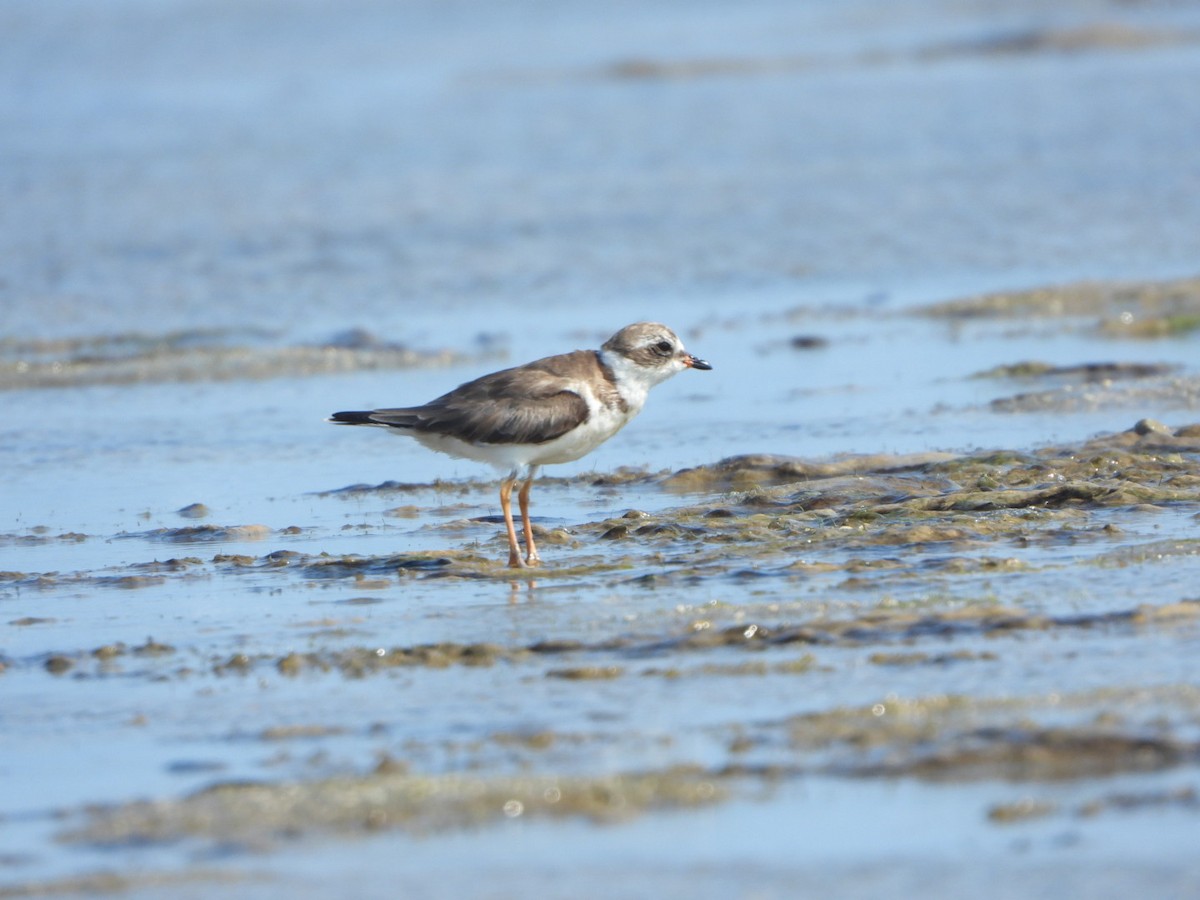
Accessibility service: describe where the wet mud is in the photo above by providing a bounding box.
[914,275,1200,328]
[0,329,481,390]
[4,418,1198,875]
[64,768,726,847]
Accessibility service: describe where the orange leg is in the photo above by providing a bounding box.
[518,472,541,566]
[499,476,525,568]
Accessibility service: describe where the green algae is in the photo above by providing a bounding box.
[132,637,176,657]
[0,870,254,899]
[0,333,475,390]
[10,416,1200,863]
[131,524,274,543]
[8,420,1194,605]
[74,596,1186,682]
[1100,313,1200,338]
[57,685,1200,851]
[260,724,348,741]
[319,466,666,499]
[780,686,1200,781]
[986,798,1059,823]
[914,275,1200,322]
[1077,785,1200,818]
[973,361,1177,381]
[27,594,1195,683]
[63,767,727,847]
[546,665,625,680]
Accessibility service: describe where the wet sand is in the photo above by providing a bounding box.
[4,0,1200,897]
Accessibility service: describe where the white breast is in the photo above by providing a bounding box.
[521,376,639,466]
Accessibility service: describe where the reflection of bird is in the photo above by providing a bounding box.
[331,322,712,568]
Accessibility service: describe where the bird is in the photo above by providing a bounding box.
[330,322,711,568]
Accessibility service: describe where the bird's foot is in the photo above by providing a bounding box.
[505,551,542,569]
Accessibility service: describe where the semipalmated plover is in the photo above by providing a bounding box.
[331,322,711,568]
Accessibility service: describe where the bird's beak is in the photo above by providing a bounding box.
[684,354,712,371]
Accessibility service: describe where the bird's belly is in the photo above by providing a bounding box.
[525,412,629,465]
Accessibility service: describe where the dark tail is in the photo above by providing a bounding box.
[329,410,378,425]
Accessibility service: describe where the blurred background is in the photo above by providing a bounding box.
[5,0,1200,339]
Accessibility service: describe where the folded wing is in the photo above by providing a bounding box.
[332,364,591,446]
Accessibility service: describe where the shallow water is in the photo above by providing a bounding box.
[3,0,1200,896]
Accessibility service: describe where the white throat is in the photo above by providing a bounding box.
[600,347,682,413]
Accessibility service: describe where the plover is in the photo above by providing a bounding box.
[331,322,711,568]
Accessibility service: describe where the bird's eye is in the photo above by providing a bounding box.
[654,340,673,355]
